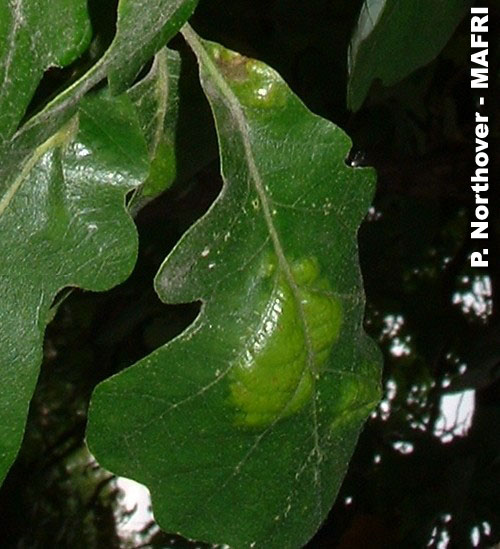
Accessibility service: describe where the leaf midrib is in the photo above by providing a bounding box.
[181,25,317,377]
[182,25,324,519]
[151,48,169,155]
[0,116,78,219]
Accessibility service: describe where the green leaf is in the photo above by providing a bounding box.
[106,0,199,94]
[126,47,181,211]
[87,29,381,549]
[348,0,468,111]
[0,93,148,483]
[8,0,199,164]
[0,0,91,140]
[0,0,200,276]
[126,45,218,213]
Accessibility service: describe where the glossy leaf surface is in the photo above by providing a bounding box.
[348,0,468,111]
[6,0,199,173]
[88,29,381,549]
[106,0,199,94]
[126,47,181,210]
[126,45,218,212]
[0,94,148,483]
[0,1,199,268]
[0,0,91,140]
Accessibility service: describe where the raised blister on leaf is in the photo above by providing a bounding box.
[229,255,342,428]
[209,44,287,109]
[86,29,381,549]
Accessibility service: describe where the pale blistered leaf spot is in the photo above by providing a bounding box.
[229,256,342,428]
[87,29,382,549]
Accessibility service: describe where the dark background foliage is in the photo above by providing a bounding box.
[0,0,499,547]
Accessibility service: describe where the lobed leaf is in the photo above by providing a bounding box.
[88,29,382,549]
[2,0,200,191]
[0,93,149,483]
[0,36,188,483]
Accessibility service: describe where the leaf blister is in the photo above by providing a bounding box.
[88,30,382,549]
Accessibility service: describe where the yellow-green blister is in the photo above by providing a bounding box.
[208,43,288,109]
[228,255,342,428]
